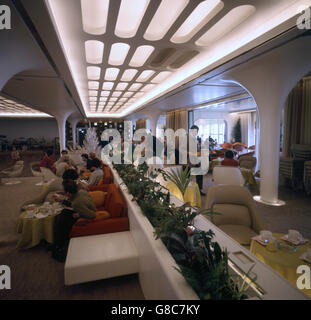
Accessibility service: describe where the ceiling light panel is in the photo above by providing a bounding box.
[108,43,130,65]
[87,66,101,80]
[115,82,128,90]
[129,46,155,67]
[141,84,156,91]
[102,82,114,90]
[195,5,256,46]
[121,69,138,81]
[136,70,155,82]
[144,0,189,41]
[128,83,143,91]
[89,90,98,96]
[85,40,104,64]
[151,71,172,83]
[105,68,120,80]
[101,91,110,96]
[115,0,150,38]
[171,0,224,43]
[88,81,99,90]
[81,0,110,35]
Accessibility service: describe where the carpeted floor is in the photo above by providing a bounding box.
[0,177,144,300]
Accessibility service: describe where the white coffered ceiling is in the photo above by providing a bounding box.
[0,95,51,118]
[44,0,308,118]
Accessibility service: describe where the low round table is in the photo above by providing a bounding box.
[16,211,60,249]
[250,233,311,298]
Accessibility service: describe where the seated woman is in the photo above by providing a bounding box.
[55,156,75,177]
[52,179,96,262]
[79,153,93,174]
[221,150,239,167]
[39,149,55,172]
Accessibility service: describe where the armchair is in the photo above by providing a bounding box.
[206,185,265,246]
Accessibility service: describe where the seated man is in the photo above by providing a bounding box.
[52,180,96,262]
[88,158,104,186]
[39,149,55,172]
[221,150,239,167]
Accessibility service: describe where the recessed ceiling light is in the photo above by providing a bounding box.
[136,70,155,82]
[89,90,98,96]
[81,0,110,35]
[115,82,128,90]
[144,0,189,41]
[101,91,110,96]
[129,45,155,67]
[108,43,130,65]
[123,92,134,97]
[102,82,114,90]
[87,66,101,80]
[109,97,118,102]
[120,69,138,81]
[118,97,127,102]
[100,97,108,102]
[88,81,99,90]
[141,84,156,91]
[128,83,143,91]
[134,92,144,98]
[112,91,123,97]
[85,40,104,64]
[105,67,120,80]
[151,71,172,83]
[115,0,150,38]
[171,0,224,44]
[89,97,97,102]
[89,102,97,106]
[195,5,256,46]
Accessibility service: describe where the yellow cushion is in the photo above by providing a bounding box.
[95,210,110,220]
[219,224,258,245]
[89,191,106,208]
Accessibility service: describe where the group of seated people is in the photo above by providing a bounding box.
[38,149,104,186]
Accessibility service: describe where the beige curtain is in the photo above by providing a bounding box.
[166,110,188,131]
[301,78,311,144]
[282,81,303,157]
[136,119,146,130]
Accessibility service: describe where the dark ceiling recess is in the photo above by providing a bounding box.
[170,50,199,69]
[149,48,177,68]
[10,0,84,118]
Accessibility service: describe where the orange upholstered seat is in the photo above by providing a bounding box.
[70,184,129,237]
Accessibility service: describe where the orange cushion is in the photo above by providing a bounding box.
[75,210,110,226]
[89,191,106,208]
[70,217,130,237]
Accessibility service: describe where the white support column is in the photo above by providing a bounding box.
[55,114,70,152]
[144,109,163,137]
[222,36,311,206]
[69,119,80,148]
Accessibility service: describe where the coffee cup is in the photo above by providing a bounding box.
[288,230,301,242]
[260,230,272,242]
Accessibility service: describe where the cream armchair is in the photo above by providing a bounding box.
[206,185,265,246]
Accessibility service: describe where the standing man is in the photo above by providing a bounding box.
[189,125,205,196]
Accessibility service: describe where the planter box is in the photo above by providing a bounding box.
[109,164,309,300]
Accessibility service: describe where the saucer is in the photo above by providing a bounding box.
[281,234,308,246]
[252,235,269,246]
